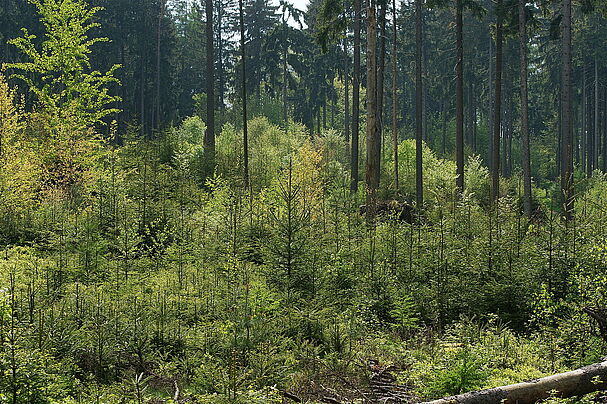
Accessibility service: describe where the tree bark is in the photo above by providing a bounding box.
[366,5,380,222]
[488,35,493,172]
[595,57,600,173]
[442,94,447,156]
[239,0,249,189]
[519,0,532,217]
[455,0,464,194]
[351,0,361,193]
[205,0,215,158]
[217,0,225,115]
[156,0,165,131]
[583,63,589,175]
[344,29,350,144]
[424,358,607,404]
[392,0,399,190]
[584,66,589,170]
[282,19,288,127]
[603,84,607,171]
[471,84,477,153]
[378,0,386,127]
[491,0,503,203]
[415,0,423,207]
[561,0,573,220]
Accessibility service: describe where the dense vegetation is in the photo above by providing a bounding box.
[2,0,607,402]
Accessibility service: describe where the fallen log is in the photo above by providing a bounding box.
[423,358,607,404]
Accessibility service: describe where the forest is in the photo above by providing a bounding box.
[2,0,607,402]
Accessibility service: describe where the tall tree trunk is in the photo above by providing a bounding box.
[583,65,589,175]
[351,0,361,193]
[472,83,477,153]
[392,0,399,189]
[239,0,249,189]
[119,39,126,137]
[140,52,145,139]
[331,96,335,128]
[580,68,584,173]
[442,93,447,156]
[217,0,225,115]
[155,0,165,131]
[488,35,493,171]
[491,0,503,203]
[595,57,600,173]
[344,30,350,144]
[366,4,380,222]
[282,21,288,127]
[205,0,215,159]
[464,81,474,146]
[586,62,594,174]
[519,0,532,217]
[318,108,321,134]
[377,0,386,154]
[455,0,465,193]
[561,0,573,219]
[603,84,607,171]
[415,0,423,207]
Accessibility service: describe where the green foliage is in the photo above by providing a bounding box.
[0,74,41,228]
[216,116,307,189]
[427,347,488,396]
[2,0,607,400]
[389,294,419,334]
[4,79,607,402]
[6,0,120,131]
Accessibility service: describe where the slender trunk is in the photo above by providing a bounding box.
[582,64,592,176]
[331,96,335,128]
[491,0,503,203]
[595,57,600,173]
[317,108,321,134]
[217,0,225,114]
[603,84,607,171]
[561,0,573,219]
[442,95,447,156]
[392,0,399,189]
[366,5,379,222]
[455,0,465,193]
[139,9,146,139]
[140,56,145,139]
[415,0,423,207]
[351,0,361,192]
[582,67,587,175]
[464,81,474,147]
[488,35,493,169]
[504,100,514,178]
[156,0,164,131]
[574,97,579,166]
[519,0,532,217]
[586,62,593,174]
[239,0,249,189]
[344,31,350,143]
[378,1,386,150]
[120,40,126,137]
[472,84,477,153]
[205,0,215,158]
[282,21,288,126]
